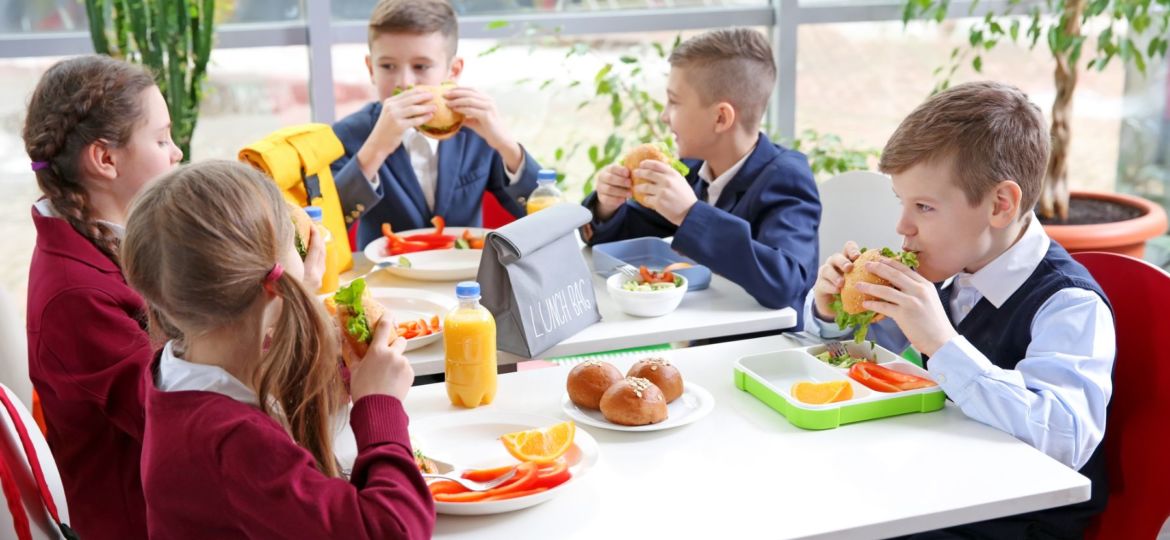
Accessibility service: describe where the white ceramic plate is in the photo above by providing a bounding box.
[367,287,455,351]
[363,227,490,282]
[411,412,599,516]
[560,381,715,432]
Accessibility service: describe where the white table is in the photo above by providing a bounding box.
[405,335,1091,539]
[342,246,797,375]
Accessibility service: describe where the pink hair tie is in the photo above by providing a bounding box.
[30,161,50,171]
[265,262,284,283]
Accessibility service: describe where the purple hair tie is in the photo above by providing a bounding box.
[30,161,50,171]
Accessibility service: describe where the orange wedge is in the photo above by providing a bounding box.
[791,381,854,405]
[500,421,575,463]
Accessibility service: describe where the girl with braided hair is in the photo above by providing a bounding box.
[22,55,181,539]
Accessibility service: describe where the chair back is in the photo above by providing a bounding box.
[817,171,903,262]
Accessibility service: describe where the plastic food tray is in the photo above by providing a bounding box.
[733,342,945,430]
[592,237,711,291]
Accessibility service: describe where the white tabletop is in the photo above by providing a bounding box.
[405,335,1091,539]
[342,245,797,375]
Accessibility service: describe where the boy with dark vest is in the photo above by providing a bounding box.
[807,81,1114,538]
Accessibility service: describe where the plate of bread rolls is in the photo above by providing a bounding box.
[561,357,714,432]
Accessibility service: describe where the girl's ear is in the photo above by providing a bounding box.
[78,139,118,183]
[713,102,736,134]
[989,180,1023,228]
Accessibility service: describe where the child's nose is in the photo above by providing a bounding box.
[659,107,669,126]
[895,211,915,237]
[171,143,183,164]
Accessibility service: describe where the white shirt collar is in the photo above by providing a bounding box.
[34,199,126,239]
[951,213,1050,308]
[157,340,258,405]
[696,141,756,205]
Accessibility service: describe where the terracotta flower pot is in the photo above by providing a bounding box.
[1043,191,1168,259]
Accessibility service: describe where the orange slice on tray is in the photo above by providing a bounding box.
[791,381,854,405]
[500,421,575,463]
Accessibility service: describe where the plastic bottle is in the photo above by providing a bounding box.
[305,205,339,294]
[444,282,498,408]
[526,169,563,214]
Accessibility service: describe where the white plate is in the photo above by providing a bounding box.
[368,287,455,351]
[411,412,599,516]
[363,227,490,282]
[560,381,715,432]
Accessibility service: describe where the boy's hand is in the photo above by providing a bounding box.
[812,241,861,322]
[594,164,632,221]
[356,89,436,179]
[349,318,415,402]
[301,224,327,292]
[633,160,697,226]
[855,258,957,356]
[444,87,523,172]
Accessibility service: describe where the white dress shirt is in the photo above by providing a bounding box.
[34,199,126,238]
[368,129,524,211]
[156,340,359,471]
[806,214,1115,470]
[696,142,756,205]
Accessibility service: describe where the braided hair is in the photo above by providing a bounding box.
[22,55,156,266]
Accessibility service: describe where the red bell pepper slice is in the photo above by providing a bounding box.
[431,215,446,235]
[461,465,514,483]
[482,487,548,501]
[849,362,937,392]
[531,460,571,490]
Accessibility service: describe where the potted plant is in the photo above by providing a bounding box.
[84,0,215,162]
[903,0,1169,257]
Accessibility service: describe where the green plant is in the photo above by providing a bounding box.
[903,0,1170,220]
[487,24,875,195]
[85,0,215,161]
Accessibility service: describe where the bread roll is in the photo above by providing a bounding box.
[567,360,623,410]
[600,377,668,426]
[627,357,683,403]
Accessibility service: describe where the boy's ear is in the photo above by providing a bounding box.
[713,102,737,134]
[988,180,1023,228]
[77,140,118,185]
[365,54,374,84]
[447,56,464,82]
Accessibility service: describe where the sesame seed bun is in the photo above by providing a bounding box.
[416,82,464,141]
[621,143,671,206]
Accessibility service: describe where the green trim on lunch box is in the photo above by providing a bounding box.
[734,368,946,430]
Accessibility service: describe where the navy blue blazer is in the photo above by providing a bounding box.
[331,101,540,249]
[583,133,821,319]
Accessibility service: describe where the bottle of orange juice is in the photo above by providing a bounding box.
[305,206,339,294]
[526,169,563,214]
[444,282,497,408]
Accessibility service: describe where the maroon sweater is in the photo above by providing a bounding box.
[142,375,435,539]
[26,208,151,539]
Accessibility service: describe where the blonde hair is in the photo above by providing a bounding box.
[668,28,777,133]
[879,81,1050,215]
[122,160,344,477]
[368,0,458,58]
[23,55,157,265]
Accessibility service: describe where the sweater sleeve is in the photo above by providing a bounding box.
[36,287,152,440]
[216,395,435,539]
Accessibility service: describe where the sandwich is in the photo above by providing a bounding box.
[621,143,690,206]
[324,278,387,366]
[287,201,313,260]
[832,247,919,342]
[415,82,464,141]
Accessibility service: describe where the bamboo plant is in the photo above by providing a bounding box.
[903,0,1170,220]
[85,0,215,161]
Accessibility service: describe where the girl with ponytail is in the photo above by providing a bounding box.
[121,161,432,538]
[23,54,181,540]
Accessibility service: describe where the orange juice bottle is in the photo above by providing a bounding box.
[444,282,497,408]
[526,169,563,214]
[305,206,339,294]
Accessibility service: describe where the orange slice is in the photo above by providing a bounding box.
[663,262,693,272]
[791,381,854,405]
[500,421,575,463]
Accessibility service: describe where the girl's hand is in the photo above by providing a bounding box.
[349,318,414,401]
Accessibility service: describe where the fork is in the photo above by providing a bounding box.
[825,340,849,358]
[345,259,397,286]
[615,264,639,278]
[422,467,518,492]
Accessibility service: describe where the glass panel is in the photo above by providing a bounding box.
[333,0,769,20]
[795,20,1126,194]
[0,0,304,36]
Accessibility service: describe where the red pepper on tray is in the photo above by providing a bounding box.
[848,362,938,393]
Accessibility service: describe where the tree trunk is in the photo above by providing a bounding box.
[1041,0,1086,221]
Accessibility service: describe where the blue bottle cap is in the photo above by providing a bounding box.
[456,281,480,297]
[303,205,323,221]
[537,169,557,183]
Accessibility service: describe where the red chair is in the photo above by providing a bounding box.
[1074,251,1170,539]
[482,193,518,229]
